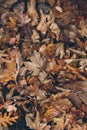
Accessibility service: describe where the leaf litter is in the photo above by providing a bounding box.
[0,0,87,130]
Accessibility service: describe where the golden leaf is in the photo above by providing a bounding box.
[6,17,17,28]
[9,17,16,25]
[43,108,59,120]
[0,112,18,127]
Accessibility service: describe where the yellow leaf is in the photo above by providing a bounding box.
[6,17,17,28]
[43,108,59,120]
[9,17,16,25]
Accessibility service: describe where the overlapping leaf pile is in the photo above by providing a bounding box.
[0,0,87,130]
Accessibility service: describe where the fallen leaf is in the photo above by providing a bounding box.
[0,112,18,127]
[24,50,46,76]
[55,43,65,58]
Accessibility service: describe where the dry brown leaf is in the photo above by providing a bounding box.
[27,85,47,101]
[46,43,55,56]
[55,43,65,58]
[71,124,87,130]
[27,0,39,26]
[76,38,85,49]
[31,30,40,43]
[36,10,54,34]
[0,97,4,110]
[50,22,61,41]
[66,65,87,81]
[79,19,87,37]
[40,92,72,121]
[26,111,48,130]
[0,59,16,83]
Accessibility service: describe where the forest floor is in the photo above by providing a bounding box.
[0,0,87,130]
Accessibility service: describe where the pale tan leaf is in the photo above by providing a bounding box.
[55,43,65,59]
[24,50,46,76]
